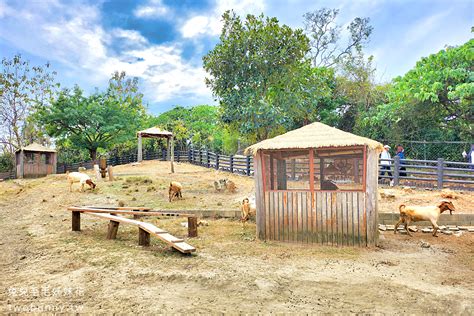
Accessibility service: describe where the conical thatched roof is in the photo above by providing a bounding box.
[17,143,56,153]
[137,126,173,138]
[244,122,383,155]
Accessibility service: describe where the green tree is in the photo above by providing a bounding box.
[38,72,146,160]
[303,8,373,67]
[0,54,57,154]
[203,11,310,141]
[150,105,224,152]
[362,39,474,142]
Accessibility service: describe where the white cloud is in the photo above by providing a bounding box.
[0,0,14,18]
[180,0,265,38]
[134,0,169,18]
[0,1,211,104]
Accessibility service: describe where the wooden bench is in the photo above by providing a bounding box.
[68,206,197,254]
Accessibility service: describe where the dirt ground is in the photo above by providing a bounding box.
[0,161,473,314]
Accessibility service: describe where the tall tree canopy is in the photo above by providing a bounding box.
[0,54,57,154]
[360,39,473,142]
[37,72,146,160]
[150,105,224,152]
[303,8,373,67]
[203,11,310,141]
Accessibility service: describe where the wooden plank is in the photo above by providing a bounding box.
[340,193,346,246]
[269,191,274,240]
[254,152,266,241]
[365,148,379,246]
[265,192,270,240]
[288,192,293,242]
[336,193,341,246]
[278,192,283,241]
[293,191,298,242]
[301,192,307,243]
[69,207,194,218]
[85,213,195,253]
[304,192,309,243]
[283,192,289,242]
[331,192,336,246]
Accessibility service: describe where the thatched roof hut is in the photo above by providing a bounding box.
[246,122,382,247]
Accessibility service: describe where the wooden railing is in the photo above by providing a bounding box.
[2,149,473,190]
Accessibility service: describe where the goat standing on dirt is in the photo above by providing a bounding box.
[240,197,256,222]
[67,171,96,192]
[169,181,183,202]
[394,200,456,237]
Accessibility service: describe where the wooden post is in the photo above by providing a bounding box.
[188,149,192,164]
[19,150,24,179]
[72,211,81,231]
[254,152,265,240]
[206,150,210,168]
[216,154,220,170]
[393,156,400,186]
[166,138,171,161]
[138,227,150,246]
[246,156,251,176]
[107,221,120,239]
[276,159,287,190]
[437,158,444,190]
[188,216,198,237]
[170,136,175,173]
[94,164,101,182]
[137,133,143,162]
[291,159,296,180]
[230,155,234,173]
[108,166,114,181]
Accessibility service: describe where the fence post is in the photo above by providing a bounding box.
[162,149,166,161]
[230,155,234,174]
[206,150,210,168]
[216,154,220,170]
[246,156,251,176]
[197,149,201,165]
[437,158,444,190]
[393,156,400,186]
[188,149,192,164]
[176,150,180,163]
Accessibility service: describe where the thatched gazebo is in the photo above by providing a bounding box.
[137,127,174,173]
[16,143,57,178]
[245,122,383,247]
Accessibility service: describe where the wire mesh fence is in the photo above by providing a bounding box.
[379,140,471,162]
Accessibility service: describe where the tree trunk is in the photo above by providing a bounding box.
[89,148,97,162]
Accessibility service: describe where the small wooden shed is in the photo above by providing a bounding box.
[137,126,174,173]
[245,122,383,247]
[16,143,57,178]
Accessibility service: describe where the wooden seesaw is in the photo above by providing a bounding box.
[67,206,197,254]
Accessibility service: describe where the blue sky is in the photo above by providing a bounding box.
[0,0,472,114]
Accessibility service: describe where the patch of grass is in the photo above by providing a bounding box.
[125,176,153,185]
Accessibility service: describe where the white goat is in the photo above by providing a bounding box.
[67,171,96,192]
[394,200,456,237]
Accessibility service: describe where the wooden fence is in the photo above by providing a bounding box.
[2,149,473,190]
[379,156,474,190]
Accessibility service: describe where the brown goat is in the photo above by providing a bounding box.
[169,181,183,202]
[394,200,456,237]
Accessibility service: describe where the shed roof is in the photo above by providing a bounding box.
[137,126,173,138]
[17,143,56,153]
[245,122,383,155]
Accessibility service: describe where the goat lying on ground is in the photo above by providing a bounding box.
[394,200,456,237]
[67,171,96,192]
[214,178,237,193]
[169,181,183,202]
[240,197,256,222]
